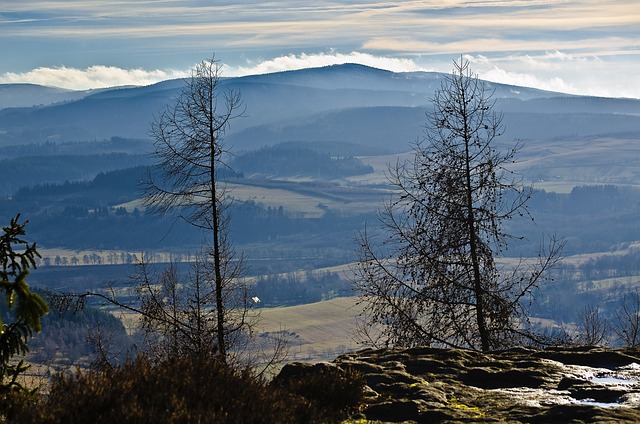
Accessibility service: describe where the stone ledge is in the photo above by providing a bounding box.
[278,346,640,423]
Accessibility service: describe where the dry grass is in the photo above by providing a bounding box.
[353,137,640,193]
[512,137,640,192]
[110,296,365,363]
[257,297,364,362]
[227,182,331,218]
[9,352,356,424]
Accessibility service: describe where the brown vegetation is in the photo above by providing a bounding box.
[8,352,364,424]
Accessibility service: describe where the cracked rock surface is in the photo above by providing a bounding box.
[281,346,640,423]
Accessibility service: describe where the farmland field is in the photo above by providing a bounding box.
[257,296,364,362]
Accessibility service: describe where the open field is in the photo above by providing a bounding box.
[227,179,387,217]
[103,297,365,363]
[576,275,640,293]
[351,137,640,193]
[37,248,195,266]
[347,152,413,185]
[513,137,640,192]
[227,182,333,218]
[256,296,364,362]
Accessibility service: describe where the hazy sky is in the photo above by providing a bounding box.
[1,1,638,97]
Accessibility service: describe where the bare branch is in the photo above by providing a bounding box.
[353,58,563,351]
[140,55,248,363]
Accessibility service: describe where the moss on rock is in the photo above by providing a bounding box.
[278,346,640,423]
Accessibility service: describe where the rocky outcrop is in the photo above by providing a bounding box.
[277,346,640,423]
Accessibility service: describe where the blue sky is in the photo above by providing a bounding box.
[1,1,638,97]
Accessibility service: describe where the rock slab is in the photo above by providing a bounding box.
[279,346,640,423]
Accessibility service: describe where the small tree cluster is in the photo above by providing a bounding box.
[615,290,640,347]
[132,254,256,364]
[572,291,640,347]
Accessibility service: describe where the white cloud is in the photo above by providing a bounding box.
[0,53,429,91]
[225,52,428,76]
[228,52,640,98]
[0,66,190,90]
[482,67,578,95]
[461,53,640,98]
[0,54,427,90]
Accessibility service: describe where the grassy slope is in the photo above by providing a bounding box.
[257,296,364,362]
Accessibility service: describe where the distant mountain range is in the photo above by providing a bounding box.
[1,64,639,154]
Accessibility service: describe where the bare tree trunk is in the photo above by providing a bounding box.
[210,142,226,360]
[462,91,489,351]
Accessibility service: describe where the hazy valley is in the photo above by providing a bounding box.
[2,64,640,366]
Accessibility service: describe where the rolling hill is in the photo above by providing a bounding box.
[2,64,638,155]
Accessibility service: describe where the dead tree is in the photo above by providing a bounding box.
[142,56,244,362]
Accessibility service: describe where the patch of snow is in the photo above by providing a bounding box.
[591,376,637,385]
[489,359,640,409]
[575,399,621,408]
[619,362,640,371]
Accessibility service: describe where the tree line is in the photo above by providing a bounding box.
[230,143,373,179]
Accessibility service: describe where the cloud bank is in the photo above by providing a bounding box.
[0,66,190,90]
[226,52,427,76]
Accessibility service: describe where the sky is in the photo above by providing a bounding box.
[1,1,638,98]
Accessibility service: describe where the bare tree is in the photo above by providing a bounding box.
[614,290,640,347]
[353,59,563,351]
[142,56,244,362]
[575,303,610,346]
[66,253,286,375]
[62,58,285,370]
[133,254,254,363]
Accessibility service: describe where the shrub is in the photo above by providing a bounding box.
[10,353,307,424]
[272,363,365,421]
[9,353,366,423]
